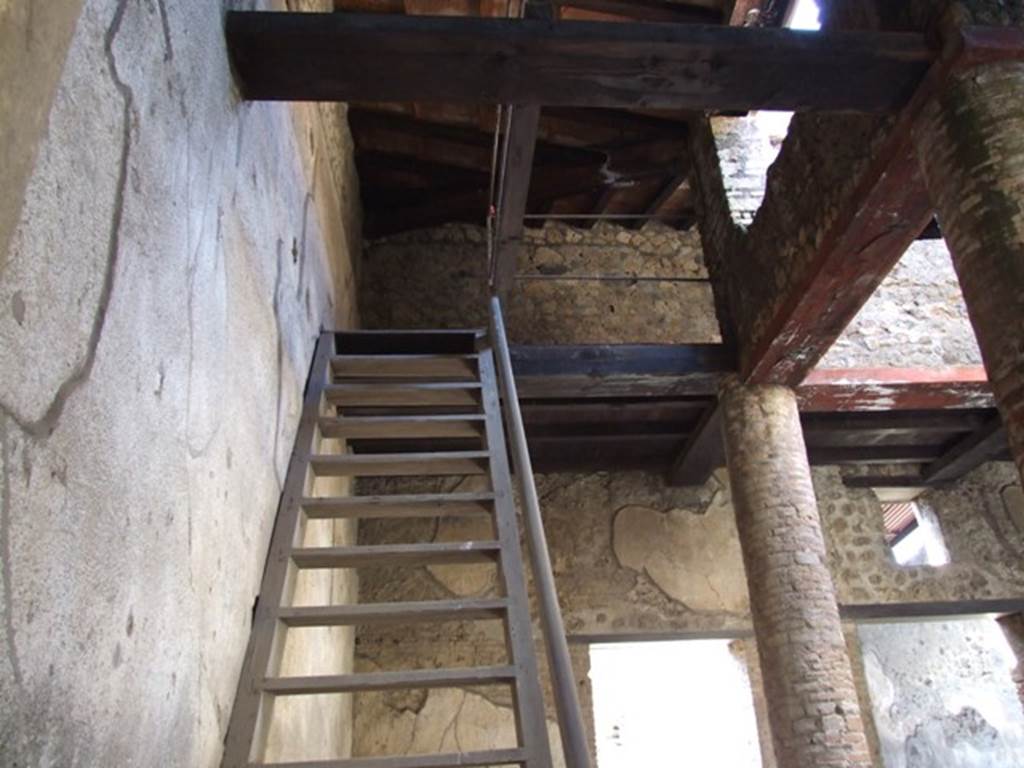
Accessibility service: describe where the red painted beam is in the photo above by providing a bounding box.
[797,367,993,412]
[744,26,1024,387]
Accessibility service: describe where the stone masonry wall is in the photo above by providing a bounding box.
[0,1,361,765]
[361,222,720,344]
[687,3,918,377]
[821,239,982,369]
[351,461,1024,765]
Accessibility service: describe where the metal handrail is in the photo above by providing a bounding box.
[488,295,593,768]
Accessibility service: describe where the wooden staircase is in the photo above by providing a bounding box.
[221,329,555,768]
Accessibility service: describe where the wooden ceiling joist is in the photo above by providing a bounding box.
[797,367,994,413]
[554,0,723,24]
[226,12,932,112]
[920,415,1008,484]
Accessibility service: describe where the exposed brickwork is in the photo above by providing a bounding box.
[914,61,1024,485]
[720,381,872,768]
[687,3,895,378]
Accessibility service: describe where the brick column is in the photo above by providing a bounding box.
[720,379,872,768]
[914,57,1024,485]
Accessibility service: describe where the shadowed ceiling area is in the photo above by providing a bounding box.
[336,0,793,237]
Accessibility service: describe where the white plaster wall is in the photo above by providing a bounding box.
[860,620,1024,768]
[0,0,360,764]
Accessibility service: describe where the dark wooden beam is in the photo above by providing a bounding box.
[740,27,1024,386]
[348,108,602,173]
[921,415,1008,484]
[842,474,930,489]
[797,367,994,412]
[630,173,687,228]
[668,404,723,486]
[727,0,761,26]
[511,343,733,398]
[809,445,943,465]
[743,115,936,385]
[840,598,1024,623]
[555,0,723,25]
[520,398,710,425]
[226,13,932,112]
[802,409,992,436]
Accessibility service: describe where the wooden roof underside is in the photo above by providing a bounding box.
[337,0,789,237]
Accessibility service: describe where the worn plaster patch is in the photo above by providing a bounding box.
[427,516,497,598]
[612,502,748,614]
[354,687,565,767]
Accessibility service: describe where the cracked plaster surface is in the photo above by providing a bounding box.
[0,0,360,764]
[861,619,1024,768]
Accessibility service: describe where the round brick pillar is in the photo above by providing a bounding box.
[914,60,1024,485]
[720,380,872,768]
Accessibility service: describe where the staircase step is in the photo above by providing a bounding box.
[301,493,495,520]
[335,329,484,356]
[263,665,517,695]
[278,598,508,627]
[319,415,485,440]
[331,354,478,380]
[257,748,528,767]
[310,452,489,477]
[325,383,482,407]
[290,541,502,568]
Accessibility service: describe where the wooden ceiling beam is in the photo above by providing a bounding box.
[797,367,994,412]
[554,0,723,25]
[512,343,733,398]
[226,12,932,112]
[348,108,603,172]
[367,137,691,236]
[921,415,1008,484]
[739,28,1024,386]
[727,0,761,26]
[741,128,935,385]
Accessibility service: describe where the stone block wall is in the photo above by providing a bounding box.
[0,0,361,765]
[361,222,720,344]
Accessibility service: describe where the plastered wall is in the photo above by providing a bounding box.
[351,463,1024,764]
[0,0,361,764]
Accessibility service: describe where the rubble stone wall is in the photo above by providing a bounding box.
[351,462,1024,764]
[361,222,721,344]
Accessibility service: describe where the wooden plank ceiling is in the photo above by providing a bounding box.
[334,0,777,237]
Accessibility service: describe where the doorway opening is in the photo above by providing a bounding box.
[589,639,764,767]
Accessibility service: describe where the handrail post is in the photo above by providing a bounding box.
[488,296,593,768]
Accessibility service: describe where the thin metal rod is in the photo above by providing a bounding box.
[489,295,593,768]
[515,274,709,283]
[522,212,691,220]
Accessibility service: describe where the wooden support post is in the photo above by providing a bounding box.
[668,404,723,486]
[491,104,541,299]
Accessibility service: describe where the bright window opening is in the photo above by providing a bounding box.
[787,0,821,31]
[590,640,763,767]
[882,501,950,567]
